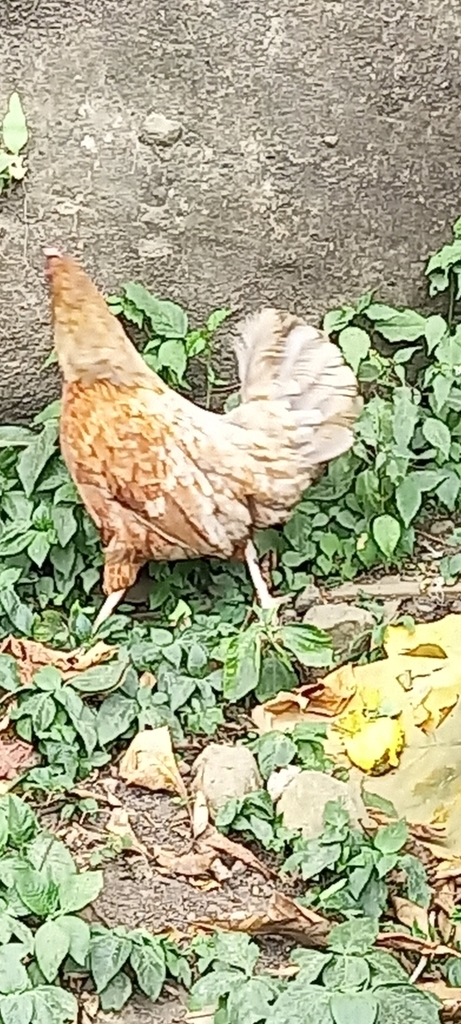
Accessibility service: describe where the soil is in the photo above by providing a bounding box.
[37,563,461,1022]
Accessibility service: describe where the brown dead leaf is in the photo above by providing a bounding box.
[418,980,461,1004]
[119,726,188,799]
[392,896,429,935]
[0,636,117,685]
[192,790,209,839]
[184,1010,215,1024]
[0,736,39,781]
[201,826,274,880]
[190,891,331,947]
[152,845,220,879]
[252,674,356,734]
[106,808,148,856]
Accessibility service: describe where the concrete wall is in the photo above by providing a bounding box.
[1,0,461,422]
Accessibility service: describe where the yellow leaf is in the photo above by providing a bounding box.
[342,716,404,774]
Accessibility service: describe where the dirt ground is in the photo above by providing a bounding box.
[38,570,461,1022]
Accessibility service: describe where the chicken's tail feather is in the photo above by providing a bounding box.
[232,308,361,467]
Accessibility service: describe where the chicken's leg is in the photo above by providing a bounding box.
[92,589,126,633]
[245,540,278,609]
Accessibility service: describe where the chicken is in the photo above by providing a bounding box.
[44,249,362,629]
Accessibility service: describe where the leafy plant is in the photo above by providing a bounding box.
[252,723,334,778]
[0,93,28,195]
[0,792,191,1021]
[107,283,232,399]
[188,923,441,1023]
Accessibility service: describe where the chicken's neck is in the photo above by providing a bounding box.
[54,317,163,390]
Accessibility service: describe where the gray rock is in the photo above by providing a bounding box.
[303,602,375,657]
[139,112,183,148]
[295,584,322,612]
[277,770,370,839]
[191,743,261,819]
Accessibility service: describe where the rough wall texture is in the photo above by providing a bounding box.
[1,0,461,422]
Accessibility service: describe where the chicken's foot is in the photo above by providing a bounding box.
[93,588,126,632]
[245,540,278,610]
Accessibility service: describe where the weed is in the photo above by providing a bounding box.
[0,93,28,194]
[188,925,441,1023]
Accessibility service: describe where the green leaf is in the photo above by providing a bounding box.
[392,387,419,449]
[278,623,332,668]
[69,656,128,694]
[338,327,371,373]
[157,339,187,381]
[0,658,21,693]
[130,940,166,999]
[322,954,370,992]
[34,920,69,981]
[398,853,430,907]
[0,427,34,447]
[375,985,441,1024]
[366,949,409,985]
[395,476,423,526]
[51,507,77,547]
[425,314,447,353]
[328,919,378,955]
[330,992,378,1024]
[226,976,279,1023]
[290,948,333,982]
[0,991,34,1024]
[58,870,103,913]
[223,627,261,701]
[0,945,29,994]
[265,983,333,1023]
[422,417,451,459]
[365,304,426,342]
[374,819,408,854]
[323,307,356,335]
[15,869,59,917]
[26,833,76,884]
[27,533,51,568]
[0,589,34,637]
[2,93,28,155]
[56,915,90,966]
[256,732,297,778]
[372,515,401,558]
[6,796,38,846]
[124,283,188,338]
[99,971,132,1011]
[206,308,232,332]
[90,932,132,992]
[16,422,58,497]
[189,968,247,1010]
[256,656,298,702]
[97,692,138,746]
[31,986,77,1024]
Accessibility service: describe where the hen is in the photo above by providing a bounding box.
[44,250,361,629]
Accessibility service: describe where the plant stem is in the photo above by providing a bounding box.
[447,270,457,328]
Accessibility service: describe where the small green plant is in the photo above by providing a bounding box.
[0,92,28,194]
[217,796,430,918]
[188,924,441,1023]
[0,793,192,1022]
[107,283,232,399]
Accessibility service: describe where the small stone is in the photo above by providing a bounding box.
[295,583,322,612]
[191,744,262,819]
[322,133,338,147]
[140,112,182,147]
[303,602,374,658]
[429,519,455,537]
[277,770,370,839]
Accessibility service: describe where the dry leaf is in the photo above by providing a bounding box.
[139,671,157,689]
[152,845,220,879]
[252,672,357,734]
[201,826,274,880]
[119,726,188,798]
[392,896,429,935]
[192,790,209,839]
[0,736,39,781]
[190,891,331,947]
[0,636,117,685]
[106,808,148,856]
[184,1010,215,1024]
[418,980,461,1004]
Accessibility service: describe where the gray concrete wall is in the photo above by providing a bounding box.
[1,0,461,422]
